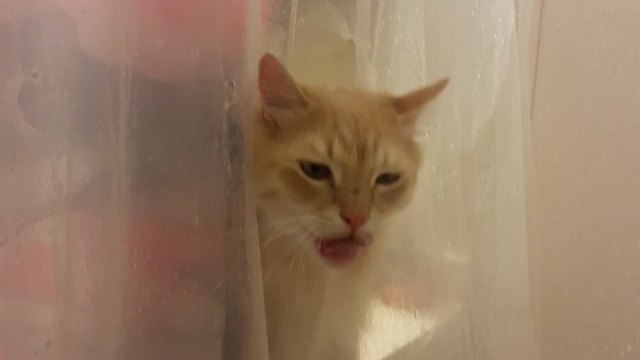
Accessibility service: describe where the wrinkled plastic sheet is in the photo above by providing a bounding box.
[0,0,537,359]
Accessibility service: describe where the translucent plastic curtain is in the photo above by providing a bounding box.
[265,0,538,359]
[0,1,537,360]
[0,0,267,359]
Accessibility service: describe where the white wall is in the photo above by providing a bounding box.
[532,0,640,359]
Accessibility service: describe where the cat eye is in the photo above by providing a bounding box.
[375,173,401,186]
[299,161,332,181]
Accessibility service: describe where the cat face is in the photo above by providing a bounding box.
[254,54,447,267]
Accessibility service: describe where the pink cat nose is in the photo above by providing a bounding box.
[340,212,367,230]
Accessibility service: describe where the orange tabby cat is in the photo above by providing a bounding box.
[254,53,447,360]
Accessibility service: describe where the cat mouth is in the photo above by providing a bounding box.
[315,234,372,266]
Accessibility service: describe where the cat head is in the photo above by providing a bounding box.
[254,53,447,268]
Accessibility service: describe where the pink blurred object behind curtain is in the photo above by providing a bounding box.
[54,0,271,81]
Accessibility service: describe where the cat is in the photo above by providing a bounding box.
[253,53,448,360]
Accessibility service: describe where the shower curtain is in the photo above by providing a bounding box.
[0,0,538,359]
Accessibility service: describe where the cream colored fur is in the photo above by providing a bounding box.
[253,53,447,360]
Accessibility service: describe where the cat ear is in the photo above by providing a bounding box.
[258,53,309,127]
[392,78,449,128]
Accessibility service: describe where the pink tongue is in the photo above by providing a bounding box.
[319,238,359,258]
